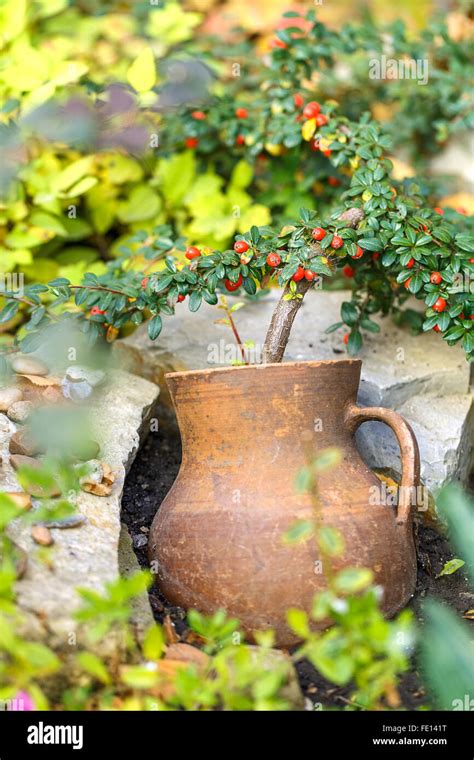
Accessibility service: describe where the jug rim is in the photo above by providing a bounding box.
[165,358,362,381]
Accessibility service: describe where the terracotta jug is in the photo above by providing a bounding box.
[149,359,420,647]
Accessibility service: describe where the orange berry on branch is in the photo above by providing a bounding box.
[315,113,328,126]
[266,252,281,268]
[185,246,201,260]
[233,240,249,254]
[433,297,447,313]
[302,101,320,119]
[292,266,305,282]
[225,275,243,292]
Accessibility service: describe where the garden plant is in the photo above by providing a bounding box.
[0,0,472,730]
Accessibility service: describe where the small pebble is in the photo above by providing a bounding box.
[9,429,41,457]
[0,387,22,412]
[31,525,53,546]
[6,492,32,510]
[61,378,93,402]
[133,534,148,549]
[65,365,105,387]
[7,400,34,423]
[0,412,15,433]
[11,355,48,376]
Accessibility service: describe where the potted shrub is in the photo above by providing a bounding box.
[2,100,472,645]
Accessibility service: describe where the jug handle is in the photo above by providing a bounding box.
[344,403,420,528]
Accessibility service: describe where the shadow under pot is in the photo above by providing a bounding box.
[148,359,420,648]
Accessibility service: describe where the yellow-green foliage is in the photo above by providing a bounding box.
[0,1,263,283]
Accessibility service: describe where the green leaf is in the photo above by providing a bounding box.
[0,300,19,323]
[357,237,380,251]
[283,520,314,545]
[318,526,344,557]
[76,652,111,685]
[142,624,165,661]
[126,47,156,92]
[436,484,474,583]
[188,290,202,312]
[435,558,465,579]
[325,321,343,334]
[341,301,358,326]
[347,329,362,355]
[420,600,474,709]
[455,234,474,254]
[333,567,373,594]
[147,314,163,340]
[286,608,310,638]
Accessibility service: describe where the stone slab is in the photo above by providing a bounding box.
[2,370,159,652]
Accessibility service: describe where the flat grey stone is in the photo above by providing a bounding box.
[3,369,159,654]
[117,289,471,489]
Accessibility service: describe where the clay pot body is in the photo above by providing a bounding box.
[149,360,419,647]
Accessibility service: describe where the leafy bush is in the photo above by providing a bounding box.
[0,3,471,292]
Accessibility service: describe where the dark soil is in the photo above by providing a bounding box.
[121,410,473,710]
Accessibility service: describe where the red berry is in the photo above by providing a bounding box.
[271,38,287,49]
[293,93,304,108]
[236,134,245,145]
[328,176,340,187]
[372,252,380,260]
[311,227,326,241]
[456,207,467,215]
[177,294,186,302]
[266,252,281,268]
[342,265,354,278]
[191,110,206,120]
[292,266,305,282]
[434,207,444,215]
[141,277,149,288]
[302,101,320,119]
[185,246,201,260]
[353,246,364,259]
[406,257,415,268]
[233,240,249,254]
[235,107,248,119]
[185,137,198,149]
[433,297,447,313]
[343,334,349,345]
[322,149,332,157]
[304,270,316,281]
[331,235,343,249]
[310,138,320,152]
[421,223,429,232]
[91,306,106,316]
[404,278,412,290]
[430,271,442,284]
[470,315,474,320]
[315,113,328,126]
[469,258,474,264]
[224,274,243,292]
[433,325,441,332]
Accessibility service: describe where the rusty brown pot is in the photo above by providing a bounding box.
[149,359,420,647]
